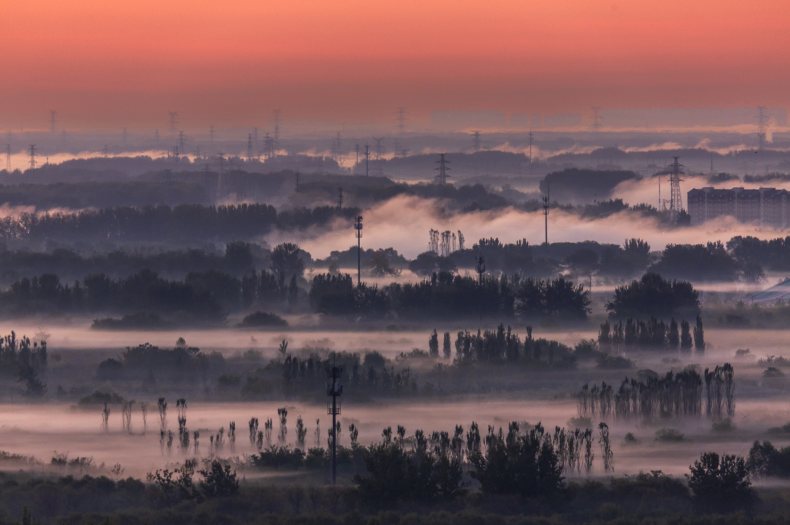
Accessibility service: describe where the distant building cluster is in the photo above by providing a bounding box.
[688,187,789,227]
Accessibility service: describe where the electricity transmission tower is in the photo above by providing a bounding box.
[337,187,343,210]
[216,152,226,203]
[667,157,685,221]
[372,137,384,176]
[542,184,550,245]
[528,131,533,164]
[471,131,481,152]
[354,215,363,286]
[273,110,281,142]
[50,110,57,134]
[325,359,343,485]
[396,108,406,134]
[263,133,276,160]
[168,112,179,134]
[591,107,603,131]
[364,144,370,176]
[757,106,768,151]
[28,145,37,170]
[246,133,254,162]
[434,153,450,184]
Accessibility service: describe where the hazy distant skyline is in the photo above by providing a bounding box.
[4,0,789,129]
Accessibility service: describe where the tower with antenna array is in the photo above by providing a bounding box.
[471,131,481,152]
[434,153,450,184]
[591,107,603,131]
[28,145,37,170]
[168,112,179,134]
[50,110,57,134]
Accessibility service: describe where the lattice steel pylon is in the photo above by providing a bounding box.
[657,156,685,222]
[434,153,450,184]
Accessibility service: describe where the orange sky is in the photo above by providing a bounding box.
[2,0,789,129]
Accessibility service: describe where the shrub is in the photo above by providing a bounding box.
[688,452,753,511]
[237,311,288,328]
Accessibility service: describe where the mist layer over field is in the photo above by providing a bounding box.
[265,194,789,259]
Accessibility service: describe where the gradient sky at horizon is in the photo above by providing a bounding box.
[3,0,789,129]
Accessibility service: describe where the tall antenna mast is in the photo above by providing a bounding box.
[325,358,343,485]
[434,153,451,184]
[49,110,57,134]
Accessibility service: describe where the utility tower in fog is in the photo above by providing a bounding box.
[542,184,550,245]
[49,110,57,134]
[103,145,109,158]
[273,110,281,142]
[354,215,363,286]
[28,145,37,170]
[168,112,178,134]
[178,131,185,153]
[216,152,226,203]
[471,131,481,152]
[364,144,370,176]
[325,359,343,485]
[591,107,603,131]
[154,130,159,145]
[246,133,254,162]
[757,106,768,151]
[668,157,684,221]
[373,137,384,176]
[5,145,10,170]
[396,108,406,133]
[434,153,450,184]
[209,125,215,144]
[528,131,533,164]
[337,187,343,210]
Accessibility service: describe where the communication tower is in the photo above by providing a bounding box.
[325,359,343,484]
